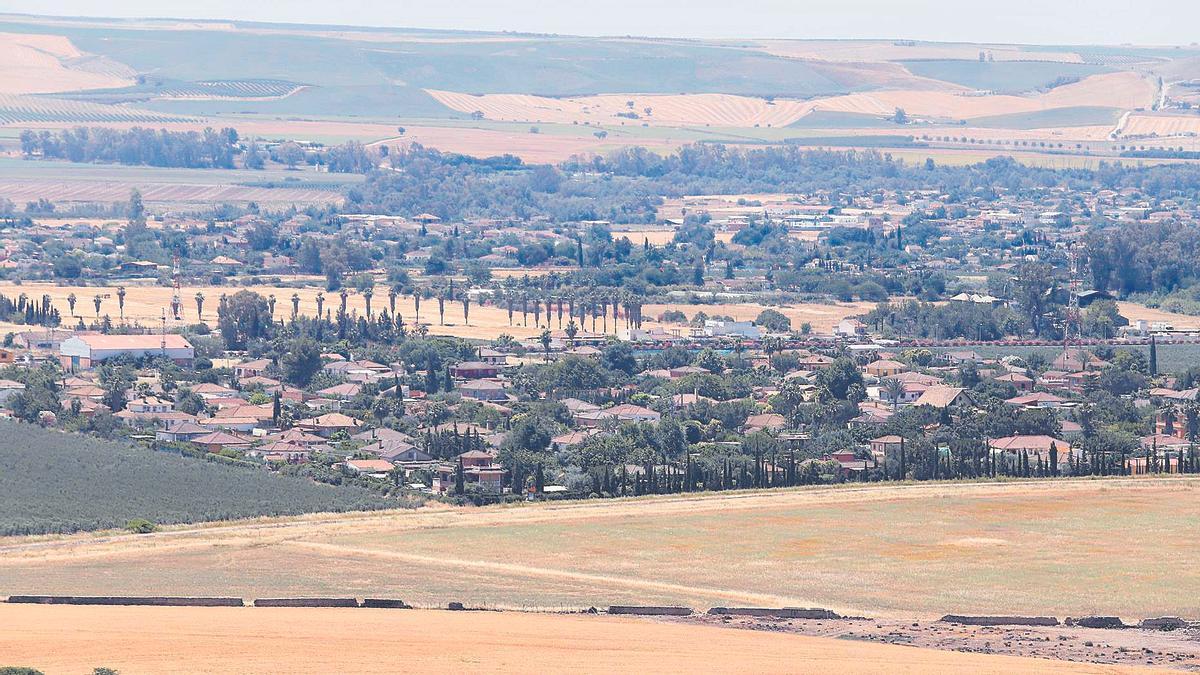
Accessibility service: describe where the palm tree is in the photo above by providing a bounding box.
[194,292,205,320]
[565,320,579,348]
[315,292,325,319]
[413,292,421,325]
[93,294,102,318]
[1184,401,1200,443]
[116,286,126,322]
[882,378,905,411]
[338,289,349,316]
[539,329,552,362]
[388,286,398,316]
[363,287,373,318]
[267,294,276,318]
[461,296,471,325]
[290,293,300,319]
[67,292,77,317]
[437,292,446,325]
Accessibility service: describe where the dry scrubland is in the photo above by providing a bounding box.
[0,605,1144,675]
[1,479,1197,618]
[0,282,870,339]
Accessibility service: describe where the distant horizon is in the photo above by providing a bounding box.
[2,2,1199,47]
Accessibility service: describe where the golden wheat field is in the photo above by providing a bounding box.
[0,604,1148,675]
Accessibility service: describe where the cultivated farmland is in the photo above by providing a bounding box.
[1,479,1196,619]
[0,159,356,208]
[0,420,391,536]
[0,604,1126,675]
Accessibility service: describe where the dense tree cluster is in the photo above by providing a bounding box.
[19,127,240,168]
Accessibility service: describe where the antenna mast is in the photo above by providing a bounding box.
[1065,243,1082,353]
[170,253,183,321]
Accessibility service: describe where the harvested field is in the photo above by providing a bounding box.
[0,178,341,209]
[0,32,134,95]
[427,73,1155,131]
[427,90,816,128]
[612,228,677,246]
[376,124,680,162]
[644,300,876,334]
[1,479,1196,619]
[753,40,1085,65]
[12,282,872,341]
[800,73,1155,122]
[0,282,548,341]
[0,604,1134,675]
[0,159,354,209]
[1116,301,1200,330]
[1120,112,1200,137]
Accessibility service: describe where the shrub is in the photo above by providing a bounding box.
[124,518,158,534]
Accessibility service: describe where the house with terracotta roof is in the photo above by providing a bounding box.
[189,431,252,453]
[233,358,272,380]
[345,459,396,476]
[993,372,1034,392]
[296,412,363,437]
[1004,392,1069,409]
[864,359,907,378]
[450,361,500,379]
[460,379,509,402]
[912,386,975,411]
[989,435,1073,469]
[743,413,787,433]
[432,450,507,494]
[247,442,310,464]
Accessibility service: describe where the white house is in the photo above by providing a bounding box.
[60,334,194,370]
[703,320,762,339]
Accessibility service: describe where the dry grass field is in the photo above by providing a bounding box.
[751,40,1086,64]
[5,282,873,340]
[0,605,1143,675]
[426,73,1155,131]
[802,73,1154,122]
[0,282,550,340]
[646,300,876,334]
[1,479,1196,619]
[0,32,133,95]
[0,178,342,209]
[1120,113,1200,138]
[1116,301,1200,330]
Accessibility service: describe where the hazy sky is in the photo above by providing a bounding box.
[3,0,1197,45]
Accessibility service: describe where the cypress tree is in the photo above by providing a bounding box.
[1150,335,1158,377]
[535,463,544,494]
[454,457,465,495]
[1049,441,1059,477]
